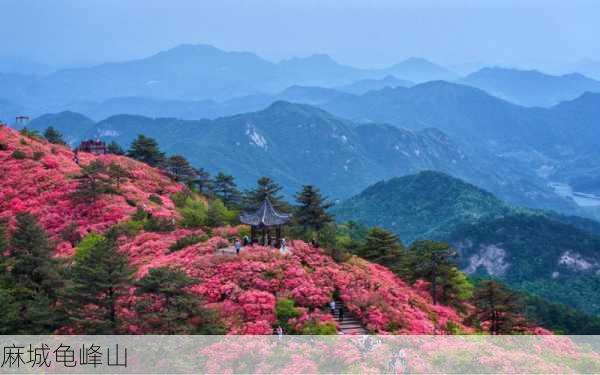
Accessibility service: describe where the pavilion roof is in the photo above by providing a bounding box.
[239,198,292,226]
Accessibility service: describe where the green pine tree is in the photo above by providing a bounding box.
[127,134,165,167]
[294,185,333,234]
[63,234,135,334]
[473,280,528,334]
[107,162,130,190]
[43,126,66,145]
[107,141,125,155]
[164,155,197,185]
[212,172,241,208]
[72,160,116,202]
[192,167,214,195]
[406,240,457,305]
[135,267,224,334]
[243,176,288,211]
[1,212,63,334]
[359,227,405,271]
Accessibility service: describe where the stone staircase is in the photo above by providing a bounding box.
[330,300,369,335]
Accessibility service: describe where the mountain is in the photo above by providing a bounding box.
[335,75,413,95]
[381,57,459,83]
[331,171,509,243]
[277,54,367,86]
[332,171,600,315]
[461,67,600,107]
[27,111,96,145]
[0,125,472,335]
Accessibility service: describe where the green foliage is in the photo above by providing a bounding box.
[163,155,197,185]
[359,227,405,271]
[294,185,333,233]
[148,194,163,205]
[473,280,528,334]
[191,167,213,195]
[0,212,63,334]
[43,126,66,145]
[206,198,234,227]
[11,149,26,159]
[127,134,165,167]
[212,172,241,208]
[74,233,105,262]
[107,140,125,155]
[135,267,225,334]
[72,160,116,202]
[19,127,41,139]
[275,298,300,333]
[32,151,44,160]
[63,235,135,334]
[179,198,208,228]
[243,176,289,211]
[301,320,337,335]
[106,162,130,189]
[169,234,208,253]
[143,216,176,232]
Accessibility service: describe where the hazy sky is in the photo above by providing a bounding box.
[2,0,599,69]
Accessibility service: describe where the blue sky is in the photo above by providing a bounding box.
[2,0,599,69]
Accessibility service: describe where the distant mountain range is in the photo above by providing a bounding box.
[332,171,600,315]
[461,67,600,107]
[0,43,456,110]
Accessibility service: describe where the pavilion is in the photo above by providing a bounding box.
[239,198,292,246]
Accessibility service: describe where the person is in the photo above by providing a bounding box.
[338,305,344,322]
[243,235,250,246]
[279,238,288,254]
[329,300,336,315]
[234,238,242,255]
[276,325,283,338]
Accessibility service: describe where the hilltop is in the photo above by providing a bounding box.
[0,125,472,334]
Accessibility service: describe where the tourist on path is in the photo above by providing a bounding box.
[234,238,242,255]
[329,300,336,315]
[338,305,344,322]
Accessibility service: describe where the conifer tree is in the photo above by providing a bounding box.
[107,162,130,189]
[135,267,224,334]
[406,240,457,305]
[163,155,197,185]
[63,233,135,334]
[107,140,125,155]
[294,185,333,233]
[359,227,404,271]
[43,126,66,145]
[243,176,288,211]
[192,167,214,195]
[213,172,241,208]
[1,212,63,333]
[73,160,115,202]
[473,280,527,334]
[127,134,165,167]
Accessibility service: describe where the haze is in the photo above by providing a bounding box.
[2,0,599,71]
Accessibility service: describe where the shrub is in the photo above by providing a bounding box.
[0,143,8,151]
[74,233,105,262]
[276,298,300,333]
[143,216,176,233]
[168,234,208,252]
[110,220,144,237]
[32,151,45,161]
[148,194,163,205]
[11,150,26,159]
[301,321,337,335]
[171,191,192,208]
[180,199,208,228]
[60,223,82,246]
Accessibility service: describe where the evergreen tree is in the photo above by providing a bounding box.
[127,134,165,167]
[43,126,66,145]
[107,162,130,190]
[205,199,229,227]
[359,227,404,271]
[0,219,7,254]
[406,240,457,305]
[163,155,197,185]
[63,234,135,334]
[107,141,125,155]
[135,267,224,334]
[192,167,214,195]
[294,185,333,234]
[1,212,63,333]
[473,280,528,334]
[243,176,288,211]
[213,172,241,208]
[73,160,115,202]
